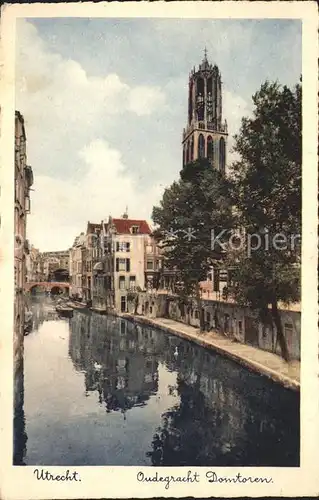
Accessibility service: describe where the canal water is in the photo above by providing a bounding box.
[14,296,299,466]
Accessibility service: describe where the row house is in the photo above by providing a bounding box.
[40,250,70,282]
[14,111,33,370]
[69,232,85,300]
[25,245,42,282]
[69,222,101,303]
[90,214,162,313]
[83,222,102,304]
[68,215,163,311]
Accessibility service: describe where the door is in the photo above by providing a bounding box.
[120,295,126,313]
[244,316,259,346]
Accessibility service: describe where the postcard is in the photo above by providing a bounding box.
[0,1,318,499]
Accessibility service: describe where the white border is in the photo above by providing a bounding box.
[0,2,318,498]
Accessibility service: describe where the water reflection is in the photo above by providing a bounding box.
[15,297,299,466]
[13,360,27,465]
[69,314,159,413]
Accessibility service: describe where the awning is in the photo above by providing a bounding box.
[93,262,104,272]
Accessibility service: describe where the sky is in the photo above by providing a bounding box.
[15,18,301,251]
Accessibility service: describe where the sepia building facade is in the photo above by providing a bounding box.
[25,245,41,282]
[88,213,162,313]
[39,250,70,282]
[69,232,86,300]
[83,222,102,304]
[14,111,33,371]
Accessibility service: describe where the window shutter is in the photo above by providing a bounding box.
[116,242,120,252]
[126,258,130,272]
[126,242,130,252]
[116,258,119,272]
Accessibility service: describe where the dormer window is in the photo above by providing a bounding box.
[131,225,139,234]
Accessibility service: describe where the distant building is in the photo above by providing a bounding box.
[69,232,85,300]
[39,250,70,282]
[14,111,33,370]
[25,245,41,282]
[83,222,102,304]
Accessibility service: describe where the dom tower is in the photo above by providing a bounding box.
[182,50,228,174]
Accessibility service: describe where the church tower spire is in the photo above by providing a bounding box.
[182,53,228,174]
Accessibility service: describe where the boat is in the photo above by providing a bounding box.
[55,304,74,317]
[24,309,33,334]
[66,301,88,311]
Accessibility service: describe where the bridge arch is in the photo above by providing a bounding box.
[30,284,46,294]
[25,281,70,294]
[50,285,68,296]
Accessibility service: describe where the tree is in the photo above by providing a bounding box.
[227,81,301,361]
[127,286,142,315]
[152,158,233,331]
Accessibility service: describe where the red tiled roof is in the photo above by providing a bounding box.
[111,218,151,235]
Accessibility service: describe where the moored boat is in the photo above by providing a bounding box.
[55,304,74,317]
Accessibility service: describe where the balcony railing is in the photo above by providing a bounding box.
[183,120,228,140]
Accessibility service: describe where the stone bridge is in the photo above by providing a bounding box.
[25,281,70,294]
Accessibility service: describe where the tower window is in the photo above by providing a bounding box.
[219,137,226,173]
[198,134,205,159]
[196,77,204,121]
[188,81,193,124]
[197,77,204,96]
[188,141,191,164]
[207,136,214,165]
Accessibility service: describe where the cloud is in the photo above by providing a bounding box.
[128,86,166,116]
[28,140,164,251]
[16,18,301,251]
[223,90,252,162]
[16,19,166,181]
[16,19,167,249]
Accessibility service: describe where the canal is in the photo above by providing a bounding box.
[14,296,299,466]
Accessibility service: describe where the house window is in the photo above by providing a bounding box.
[119,276,126,290]
[117,241,130,252]
[118,258,126,271]
[116,258,130,272]
[129,276,136,289]
[120,296,126,313]
[147,260,153,270]
[131,226,139,234]
[25,195,31,213]
[238,321,242,334]
[194,310,199,319]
